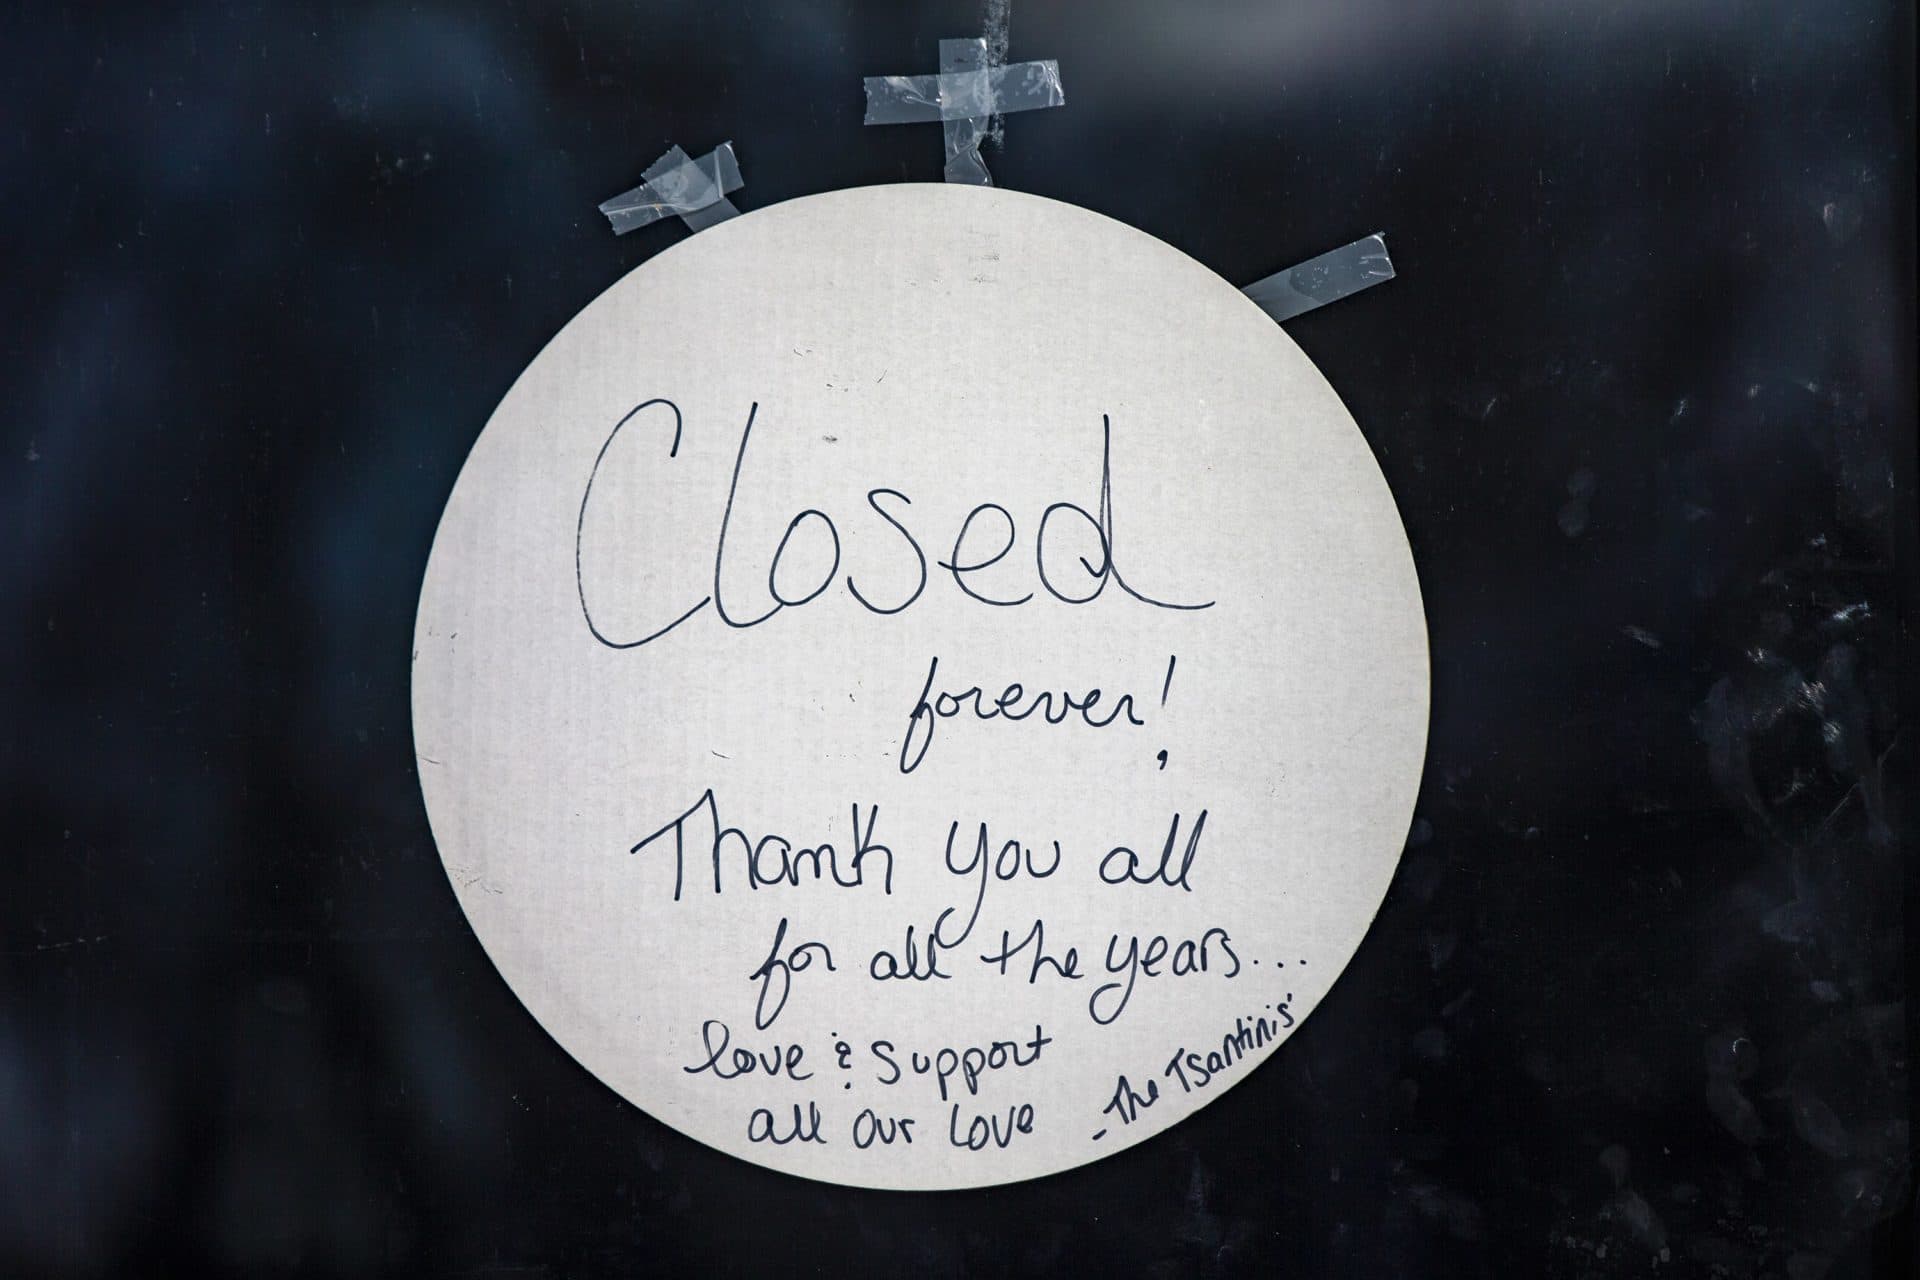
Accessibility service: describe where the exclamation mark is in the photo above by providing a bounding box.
[1157,655,1176,769]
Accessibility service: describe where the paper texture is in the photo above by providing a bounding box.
[411,184,1428,1189]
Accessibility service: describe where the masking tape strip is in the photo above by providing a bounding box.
[863,59,1065,125]
[599,142,743,236]
[941,38,993,186]
[1243,233,1395,322]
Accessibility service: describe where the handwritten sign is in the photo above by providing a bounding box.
[411,185,1428,1189]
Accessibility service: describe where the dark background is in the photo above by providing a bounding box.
[4,1,1916,1275]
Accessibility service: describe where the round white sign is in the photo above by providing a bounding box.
[412,184,1427,1189]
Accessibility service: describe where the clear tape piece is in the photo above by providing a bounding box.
[599,142,743,236]
[1244,233,1395,322]
[863,59,1065,125]
[941,38,993,186]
